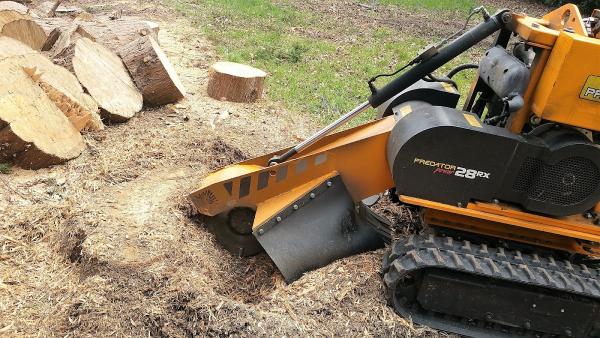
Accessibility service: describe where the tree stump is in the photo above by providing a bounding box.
[0,59,85,169]
[207,62,267,103]
[119,35,185,106]
[0,36,103,131]
[53,37,142,122]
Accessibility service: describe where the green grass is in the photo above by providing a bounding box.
[377,0,477,12]
[0,163,11,174]
[168,0,479,124]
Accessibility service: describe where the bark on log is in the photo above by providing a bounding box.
[207,62,267,103]
[53,37,142,122]
[0,1,28,14]
[0,59,85,169]
[119,35,185,106]
[0,36,103,131]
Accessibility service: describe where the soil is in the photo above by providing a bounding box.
[0,0,550,337]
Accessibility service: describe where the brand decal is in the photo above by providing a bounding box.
[413,158,490,180]
[580,76,600,103]
[198,189,217,205]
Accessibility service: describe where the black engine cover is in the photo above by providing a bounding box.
[387,105,600,217]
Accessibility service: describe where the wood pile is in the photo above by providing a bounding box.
[0,1,185,169]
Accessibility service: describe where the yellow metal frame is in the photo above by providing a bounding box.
[403,196,600,257]
[189,116,396,229]
[508,5,600,133]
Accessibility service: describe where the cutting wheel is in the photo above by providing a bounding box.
[206,207,263,257]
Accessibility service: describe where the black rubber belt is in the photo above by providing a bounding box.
[383,234,600,337]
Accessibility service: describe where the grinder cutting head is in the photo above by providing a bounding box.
[189,118,397,281]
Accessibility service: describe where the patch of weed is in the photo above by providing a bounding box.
[0,162,12,174]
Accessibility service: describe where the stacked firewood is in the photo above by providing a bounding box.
[0,1,185,169]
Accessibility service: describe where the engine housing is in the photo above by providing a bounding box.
[387,104,600,217]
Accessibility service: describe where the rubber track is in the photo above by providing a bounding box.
[383,234,600,337]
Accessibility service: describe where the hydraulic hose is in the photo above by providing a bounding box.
[447,63,479,78]
[368,11,510,108]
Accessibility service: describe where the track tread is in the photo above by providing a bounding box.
[383,234,600,337]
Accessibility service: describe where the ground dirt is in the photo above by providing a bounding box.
[1,0,549,337]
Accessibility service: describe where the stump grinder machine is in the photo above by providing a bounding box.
[189,4,600,337]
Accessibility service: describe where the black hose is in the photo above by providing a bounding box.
[423,73,458,88]
[368,11,507,108]
[446,63,478,78]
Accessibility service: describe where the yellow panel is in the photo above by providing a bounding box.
[463,113,482,128]
[531,32,600,131]
[400,195,600,243]
[189,116,395,216]
[541,4,587,36]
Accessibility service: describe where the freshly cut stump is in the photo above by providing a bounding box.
[207,61,267,103]
[119,35,185,106]
[0,36,102,131]
[54,37,142,122]
[0,60,85,169]
[0,1,28,14]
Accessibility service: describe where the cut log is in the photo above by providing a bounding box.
[32,0,81,18]
[53,37,142,122]
[47,0,63,18]
[47,22,81,57]
[144,21,160,35]
[0,10,47,50]
[34,16,70,35]
[109,17,159,41]
[2,18,46,49]
[75,16,159,53]
[0,59,85,169]
[0,36,103,131]
[119,35,185,106]
[207,62,267,103]
[0,8,26,24]
[32,17,71,51]
[0,1,28,14]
